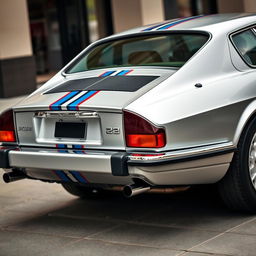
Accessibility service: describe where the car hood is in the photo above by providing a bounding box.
[13,68,176,112]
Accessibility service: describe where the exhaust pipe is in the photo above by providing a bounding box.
[3,170,26,183]
[123,184,151,198]
[110,185,190,197]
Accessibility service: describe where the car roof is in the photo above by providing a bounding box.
[109,13,256,38]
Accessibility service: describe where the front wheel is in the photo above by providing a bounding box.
[218,117,256,212]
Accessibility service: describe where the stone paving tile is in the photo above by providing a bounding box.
[181,253,227,256]
[1,168,256,255]
[90,222,219,251]
[138,205,250,232]
[7,215,118,238]
[229,217,256,235]
[2,196,72,215]
[0,194,28,209]
[0,209,40,228]
[56,187,251,233]
[48,187,222,224]
[47,238,181,256]
[0,178,72,201]
[191,232,256,256]
[0,230,78,256]
[49,193,167,222]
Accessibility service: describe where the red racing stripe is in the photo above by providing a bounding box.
[76,90,100,110]
[49,92,71,110]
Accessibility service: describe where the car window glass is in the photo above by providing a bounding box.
[232,29,256,66]
[67,33,209,74]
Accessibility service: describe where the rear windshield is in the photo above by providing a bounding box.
[66,33,209,74]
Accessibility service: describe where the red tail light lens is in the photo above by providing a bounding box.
[0,109,16,142]
[124,111,166,148]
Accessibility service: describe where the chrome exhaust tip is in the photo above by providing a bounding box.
[3,171,26,183]
[123,184,151,198]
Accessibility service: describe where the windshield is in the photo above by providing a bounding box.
[66,33,209,74]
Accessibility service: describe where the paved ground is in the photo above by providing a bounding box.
[1,97,256,256]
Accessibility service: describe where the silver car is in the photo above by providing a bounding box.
[2,13,256,212]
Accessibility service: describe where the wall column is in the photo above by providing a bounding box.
[0,0,36,98]
[111,0,164,33]
[243,0,256,12]
[140,0,165,25]
[217,0,244,13]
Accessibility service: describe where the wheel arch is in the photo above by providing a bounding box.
[234,99,256,146]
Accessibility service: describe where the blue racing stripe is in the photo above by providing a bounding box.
[58,149,69,153]
[55,170,70,182]
[70,171,88,183]
[116,70,130,76]
[100,71,115,77]
[157,15,203,30]
[73,150,85,154]
[143,20,177,31]
[73,145,83,149]
[67,91,97,111]
[56,144,66,148]
[50,91,80,110]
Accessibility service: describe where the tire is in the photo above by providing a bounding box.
[62,183,106,199]
[218,117,256,212]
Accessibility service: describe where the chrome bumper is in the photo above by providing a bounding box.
[9,148,113,174]
[0,143,235,185]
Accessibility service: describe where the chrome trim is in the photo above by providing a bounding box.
[4,142,235,186]
[9,149,113,173]
[34,111,99,119]
[128,142,235,162]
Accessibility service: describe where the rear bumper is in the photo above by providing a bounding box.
[0,143,235,185]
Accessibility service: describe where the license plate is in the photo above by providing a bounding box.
[54,122,86,139]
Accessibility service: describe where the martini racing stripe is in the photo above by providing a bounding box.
[56,144,66,148]
[73,145,84,149]
[116,70,133,76]
[54,170,70,182]
[142,19,180,31]
[49,90,99,111]
[99,70,116,77]
[99,70,133,77]
[157,15,204,30]
[67,90,100,111]
[69,171,88,183]
[56,144,85,150]
[63,170,77,182]
[60,91,85,110]
[53,170,88,183]
[49,91,80,110]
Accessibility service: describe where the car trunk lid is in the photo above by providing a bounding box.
[14,68,176,149]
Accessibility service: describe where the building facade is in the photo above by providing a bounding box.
[0,0,255,98]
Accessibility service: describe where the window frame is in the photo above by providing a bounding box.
[62,30,211,76]
[230,24,256,69]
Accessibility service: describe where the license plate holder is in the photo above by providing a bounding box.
[54,122,86,139]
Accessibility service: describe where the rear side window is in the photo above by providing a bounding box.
[66,33,209,74]
[232,29,256,66]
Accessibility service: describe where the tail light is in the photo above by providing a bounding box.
[124,111,166,148]
[0,109,16,143]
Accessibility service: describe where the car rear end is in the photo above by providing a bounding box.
[0,104,170,186]
[1,31,224,194]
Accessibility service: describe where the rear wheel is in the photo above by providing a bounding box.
[218,117,256,212]
[62,183,106,199]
